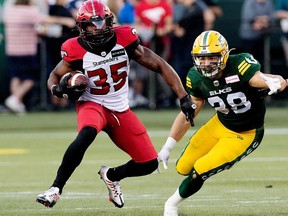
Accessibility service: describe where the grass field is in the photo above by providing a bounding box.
[0,107,287,216]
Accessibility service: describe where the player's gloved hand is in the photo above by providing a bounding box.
[51,74,85,101]
[180,94,196,127]
[259,73,281,95]
[156,137,177,173]
[257,88,269,98]
[67,87,85,101]
[51,73,71,98]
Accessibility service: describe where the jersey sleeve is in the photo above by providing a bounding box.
[233,53,261,82]
[114,26,141,57]
[61,37,85,70]
[186,68,203,98]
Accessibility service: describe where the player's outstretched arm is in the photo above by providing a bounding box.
[156,112,189,173]
[132,44,196,126]
[132,44,187,99]
[157,96,204,171]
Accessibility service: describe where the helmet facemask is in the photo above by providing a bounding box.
[193,53,225,78]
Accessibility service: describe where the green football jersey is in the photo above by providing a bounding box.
[186,53,266,132]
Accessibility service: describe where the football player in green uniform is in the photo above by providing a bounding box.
[157,30,288,216]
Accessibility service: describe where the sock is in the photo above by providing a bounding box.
[178,169,204,198]
[106,159,158,182]
[165,188,185,207]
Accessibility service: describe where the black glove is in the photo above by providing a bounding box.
[180,94,196,127]
[51,74,85,101]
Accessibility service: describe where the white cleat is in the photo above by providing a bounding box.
[98,166,124,208]
[36,187,60,208]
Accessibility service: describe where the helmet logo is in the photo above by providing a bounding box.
[91,0,97,16]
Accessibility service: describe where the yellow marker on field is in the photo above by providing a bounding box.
[0,148,29,155]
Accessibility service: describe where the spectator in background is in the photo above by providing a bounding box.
[44,0,76,110]
[107,0,123,22]
[171,0,215,86]
[239,0,274,70]
[3,0,43,114]
[203,0,223,18]
[67,0,85,18]
[135,0,173,59]
[274,0,288,67]
[135,0,174,107]
[118,0,137,25]
[3,0,76,114]
[118,0,150,108]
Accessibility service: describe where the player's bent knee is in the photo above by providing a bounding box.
[77,126,97,143]
[190,168,201,179]
[176,169,189,176]
[176,163,192,176]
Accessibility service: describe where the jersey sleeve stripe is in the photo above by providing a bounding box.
[238,60,246,69]
[186,77,192,88]
[238,61,251,75]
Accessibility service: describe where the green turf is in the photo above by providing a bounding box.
[0,108,287,215]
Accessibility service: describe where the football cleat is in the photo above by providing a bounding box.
[36,187,60,208]
[98,166,124,208]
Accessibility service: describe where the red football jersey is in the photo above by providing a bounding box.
[61,26,140,112]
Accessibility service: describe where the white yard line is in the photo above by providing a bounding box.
[0,128,288,138]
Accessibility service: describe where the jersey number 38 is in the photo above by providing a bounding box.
[208,92,251,114]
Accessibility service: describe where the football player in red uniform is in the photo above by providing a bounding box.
[36,0,196,209]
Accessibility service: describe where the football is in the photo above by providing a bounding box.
[61,71,88,90]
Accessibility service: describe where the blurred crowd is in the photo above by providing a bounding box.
[0,0,287,115]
